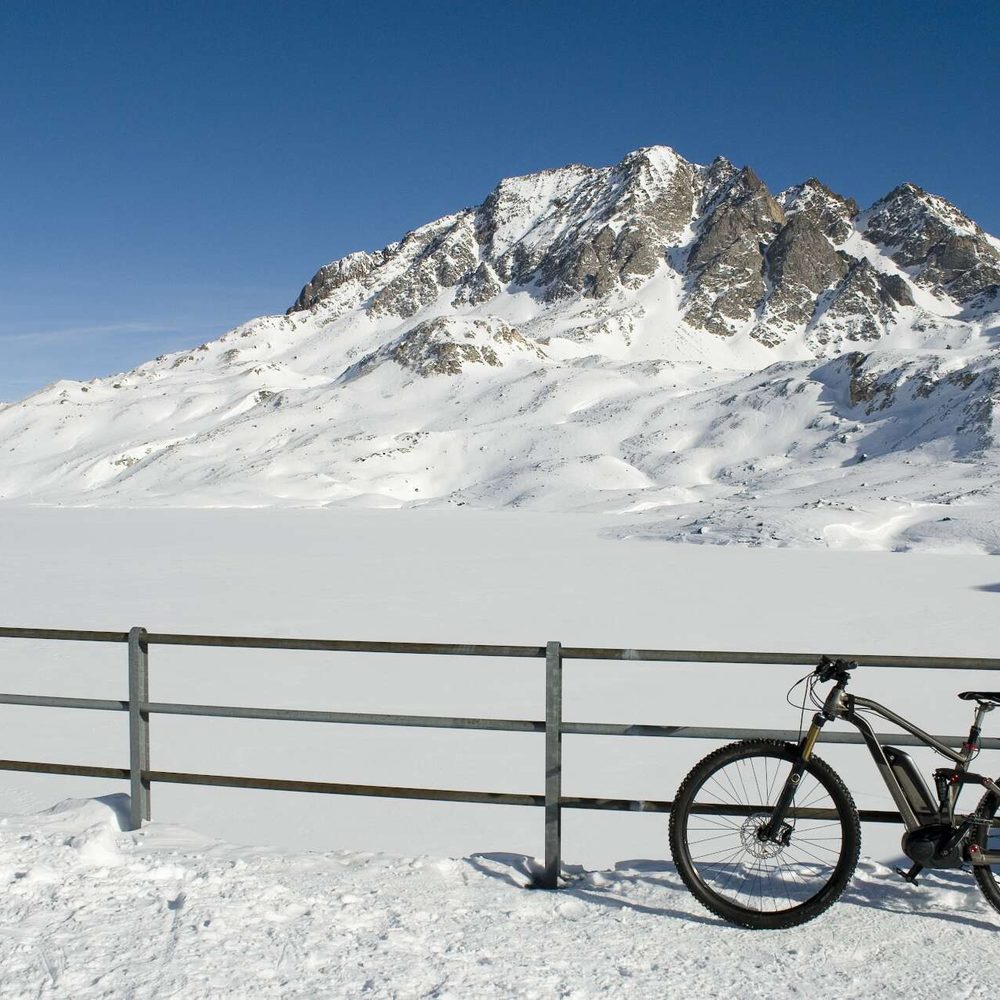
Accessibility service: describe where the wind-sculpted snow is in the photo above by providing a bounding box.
[2,145,999,549]
[1,797,998,998]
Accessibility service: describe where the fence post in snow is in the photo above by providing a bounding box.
[128,626,151,830]
[540,640,563,889]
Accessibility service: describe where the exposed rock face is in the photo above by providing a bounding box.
[695,156,739,211]
[342,317,545,381]
[811,259,916,350]
[779,179,858,244]
[752,213,851,346]
[489,146,697,301]
[684,167,786,337]
[834,350,1000,452]
[452,261,502,307]
[286,144,999,360]
[368,215,478,319]
[865,183,1000,302]
[290,251,385,312]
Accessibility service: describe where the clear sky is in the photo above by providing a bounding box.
[1,0,997,400]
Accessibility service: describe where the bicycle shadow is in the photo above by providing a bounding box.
[466,854,1000,932]
[842,865,1000,932]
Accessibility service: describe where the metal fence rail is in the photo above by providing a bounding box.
[1,625,999,888]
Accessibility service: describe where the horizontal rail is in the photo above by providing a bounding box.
[0,759,129,780]
[0,693,128,712]
[147,769,545,806]
[4,692,998,750]
[0,758,912,825]
[4,627,1000,672]
[145,633,547,657]
[146,701,545,733]
[562,721,1000,751]
[0,759,540,805]
[561,646,1000,671]
[0,627,129,643]
[562,796,906,825]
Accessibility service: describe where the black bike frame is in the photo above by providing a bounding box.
[764,680,1000,865]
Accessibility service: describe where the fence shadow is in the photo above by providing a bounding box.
[467,854,1000,931]
[466,853,725,924]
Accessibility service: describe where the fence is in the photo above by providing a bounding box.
[2,625,999,889]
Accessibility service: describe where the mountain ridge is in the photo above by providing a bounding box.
[1,144,998,552]
[286,144,999,348]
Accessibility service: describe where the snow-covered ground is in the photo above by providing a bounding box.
[3,507,1000,874]
[1,795,997,999]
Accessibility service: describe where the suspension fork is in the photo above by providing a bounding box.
[762,712,827,841]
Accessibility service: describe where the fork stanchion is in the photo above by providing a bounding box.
[128,626,151,829]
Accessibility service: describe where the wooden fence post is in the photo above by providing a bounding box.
[538,640,562,888]
[128,626,150,829]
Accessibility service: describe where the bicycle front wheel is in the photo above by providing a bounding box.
[669,739,861,929]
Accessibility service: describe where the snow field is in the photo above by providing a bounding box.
[2,507,1000,873]
[1,795,998,999]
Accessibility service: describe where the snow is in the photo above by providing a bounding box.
[3,507,1000,876]
[3,319,999,551]
[1,794,998,998]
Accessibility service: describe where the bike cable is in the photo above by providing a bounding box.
[785,671,814,745]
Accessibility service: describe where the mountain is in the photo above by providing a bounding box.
[2,145,999,551]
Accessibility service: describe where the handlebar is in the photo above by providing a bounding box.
[815,656,858,683]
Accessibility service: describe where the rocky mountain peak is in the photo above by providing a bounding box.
[865,183,1000,303]
[283,144,998,355]
[779,178,859,244]
[696,156,739,210]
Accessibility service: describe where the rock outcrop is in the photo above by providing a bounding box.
[684,167,785,337]
[286,145,998,359]
[865,183,1000,302]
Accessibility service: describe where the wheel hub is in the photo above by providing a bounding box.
[740,812,790,859]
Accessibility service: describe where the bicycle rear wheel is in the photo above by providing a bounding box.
[669,739,861,929]
[971,791,1000,914]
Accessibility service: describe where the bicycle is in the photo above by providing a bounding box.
[668,655,1000,929]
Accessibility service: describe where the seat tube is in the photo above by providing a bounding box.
[964,703,991,761]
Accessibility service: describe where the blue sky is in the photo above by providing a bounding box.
[2,0,997,400]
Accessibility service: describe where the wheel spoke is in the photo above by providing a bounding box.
[678,747,855,919]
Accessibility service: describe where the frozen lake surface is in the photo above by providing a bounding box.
[1,507,999,868]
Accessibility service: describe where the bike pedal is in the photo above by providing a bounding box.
[894,864,923,885]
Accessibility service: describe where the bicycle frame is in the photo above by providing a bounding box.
[845,695,1000,829]
[764,679,1000,866]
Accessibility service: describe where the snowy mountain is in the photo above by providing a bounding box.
[2,145,998,550]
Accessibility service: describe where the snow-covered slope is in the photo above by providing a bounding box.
[2,145,998,549]
[1,796,997,999]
